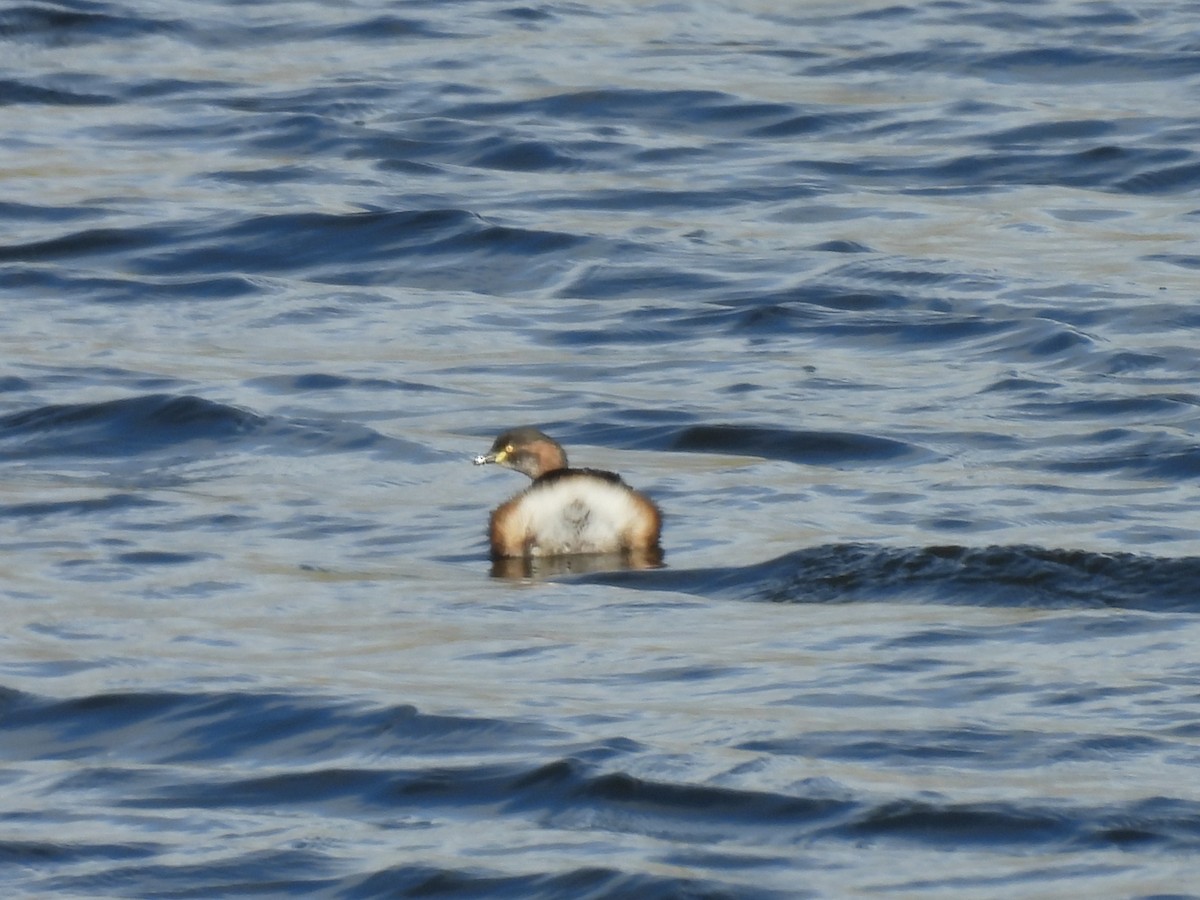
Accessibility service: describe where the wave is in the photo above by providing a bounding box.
[0,394,263,460]
[581,544,1200,613]
[0,393,413,463]
[4,683,1199,896]
[0,207,596,292]
[0,687,558,766]
[4,685,1197,850]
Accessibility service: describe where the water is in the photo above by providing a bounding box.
[3,0,1200,896]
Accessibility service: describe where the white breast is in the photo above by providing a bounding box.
[514,477,641,556]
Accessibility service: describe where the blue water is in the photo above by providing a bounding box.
[3,0,1200,896]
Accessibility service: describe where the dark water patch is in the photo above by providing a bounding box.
[556,265,731,303]
[2,268,259,304]
[366,120,612,176]
[0,391,440,466]
[979,376,1061,395]
[740,727,1170,770]
[982,118,1118,147]
[1047,206,1131,223]
[572,768,852,829]
[265,416,406,458]
[668,424,929,467]
[0,376,33,393]
[1028,327,1093,357]
[566,663,750,687]
[5,686,1200,893]
[326,14,458,42]
[1145,252,1200,271]
[583,545,1200,612]
[539,179,823,218]
[716,284,911,315]
[545,763,1200,857]
[115,757,580,815]
[448,88,798,138]
[0,394,264,461]
[0,493,162,521]
[872,610,1183,655]
[339,864,790,900]
[123,76,235,101]
[143,208,589,288]
[1012,394,1200,423]
[4,208,592,290]
[0,837,156,866]
[0,689,563,769]
[497,6,557,24]
[208,163,321,184]
[967,6,1140,29]
[268,112,627,178]
[377,157,446,176]
[532,420,926,468]
[0,201,102,224]
[633,145,711,166]
[469,137,582,172]
[1117,161,1200,195]
[682,290,1012,349]
[113,550,209,566]
[0,77,117,106]
[254,303,361,327]
[827,795,1200,854]
[807,43,1200,85]
[929,146,1189,193]
[824,309,1004,346]
[36,847,340,900]
[0,4,175,47]
[796,140,1193,194]
[145,274,261,302]
[1090,350,1174,376]
[806,240,875,254]
[881,863,1155,895]
[89,111,266,150]
[17,365,183,395]
[557,420,926,467]
[822,797,1070,846]
[750,109,882,139]
[979,47,1200,84]
[236,110,376,156]
[822,259,1002,293]
[247,373,450,396]
[0,225,165,263]
[1042,429,1200,480]
[966,318,1097,365]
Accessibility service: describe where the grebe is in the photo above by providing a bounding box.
[473,427,662,561]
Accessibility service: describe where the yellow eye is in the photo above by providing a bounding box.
[505,444,514,453]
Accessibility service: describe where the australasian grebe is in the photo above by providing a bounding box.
[473,427,662,560]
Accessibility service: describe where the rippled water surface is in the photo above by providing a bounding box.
[3,0,1200,896]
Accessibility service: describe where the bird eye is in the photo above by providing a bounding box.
[505,444,514,453]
